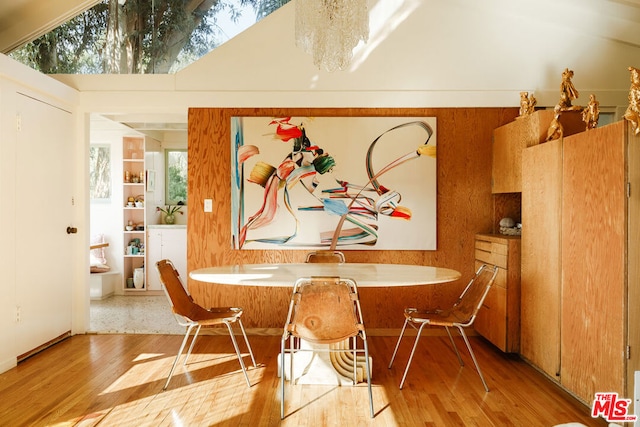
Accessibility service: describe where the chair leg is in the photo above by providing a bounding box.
[289,336,297,385]
[363,338,374,418]
[223,321,252,388]
[444,326,464,367]
[352,337,357,384]
[457,326,489,392]
[398,322,428,389]
[281,337,286,419]
[237,318,257,367]
[164,323,196,390]
[184,324,202,366]
[388,318,409,369]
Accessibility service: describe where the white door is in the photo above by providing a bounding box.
[15,94,75,356]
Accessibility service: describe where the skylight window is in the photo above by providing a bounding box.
[9,0,289,74]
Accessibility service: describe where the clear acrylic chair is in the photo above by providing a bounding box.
[156,259,256,389]
[388,264,499,391]
[280,276,374,419]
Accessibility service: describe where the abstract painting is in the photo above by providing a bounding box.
[231,116,437,250]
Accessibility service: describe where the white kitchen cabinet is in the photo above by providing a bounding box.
[146,226,187,291]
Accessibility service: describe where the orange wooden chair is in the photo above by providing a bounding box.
[280,276,373,419]
[305,250,346,263]
[156,259,256,389]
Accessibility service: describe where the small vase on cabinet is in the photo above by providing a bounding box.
[164,214,175,224]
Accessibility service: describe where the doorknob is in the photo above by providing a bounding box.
[66,226,77,234]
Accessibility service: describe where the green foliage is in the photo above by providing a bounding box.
[11,3,108,73]
[167,162,187,203]
[255,0,290,20]
[10,0,290,74]
[166,150,188,204]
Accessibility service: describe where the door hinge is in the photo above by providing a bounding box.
[16,114,21,131]
[627,182,632,198]
[627,345,631,360]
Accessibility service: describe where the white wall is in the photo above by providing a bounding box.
[0,59,18,374]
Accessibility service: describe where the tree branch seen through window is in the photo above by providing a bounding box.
[90,145,111,200]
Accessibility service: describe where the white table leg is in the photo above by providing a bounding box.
[278,339,372,385]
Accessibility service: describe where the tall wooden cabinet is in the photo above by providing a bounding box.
[560,121,639,402]
[521,120,640,404]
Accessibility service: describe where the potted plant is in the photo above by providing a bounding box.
[157,205,183,224]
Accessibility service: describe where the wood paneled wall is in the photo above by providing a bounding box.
[187,108,518,331]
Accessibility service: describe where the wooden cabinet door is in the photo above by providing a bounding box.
[521,139,562,379]
[492,110,584,193]
[627,123,640,397]
[561,122,626,402]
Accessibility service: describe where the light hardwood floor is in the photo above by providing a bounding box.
[0,333,606,427]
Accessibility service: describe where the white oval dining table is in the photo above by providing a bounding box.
[189,263,461,287]
[189,262,461,386]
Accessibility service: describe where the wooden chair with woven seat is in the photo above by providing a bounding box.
[155,259,256,390]
[305,250,346,263]
[280,276,374,419]
[292,250,344,354]
[388,263,499,391]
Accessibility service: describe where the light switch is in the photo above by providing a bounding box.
[204,199,213,212]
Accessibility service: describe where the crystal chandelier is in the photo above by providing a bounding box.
[295,0,369,72]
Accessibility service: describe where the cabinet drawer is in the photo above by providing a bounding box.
[475,248,507,269]
[475,238,508,255]
[475,236,508,269]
